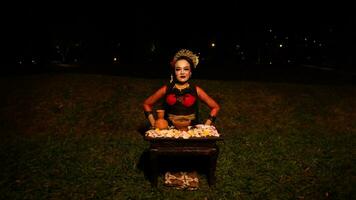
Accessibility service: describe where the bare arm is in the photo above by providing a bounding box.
[143,85,167,127]
[196,86,220,125]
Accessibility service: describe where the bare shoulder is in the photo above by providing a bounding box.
[160,85,167,91]
[195,85,203,91]
[195,85,208,96]
[154,85,167,93]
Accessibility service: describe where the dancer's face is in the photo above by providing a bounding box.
[174,59,191,83]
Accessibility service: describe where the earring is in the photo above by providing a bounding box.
[170,74,173,83]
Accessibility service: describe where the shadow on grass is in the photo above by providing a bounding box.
[137,150,151,182]
[136,124,152,183]
[137,123,149,137]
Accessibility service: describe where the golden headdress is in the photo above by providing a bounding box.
[172,49,199,69]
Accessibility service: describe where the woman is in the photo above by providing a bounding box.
[143,49,220,128]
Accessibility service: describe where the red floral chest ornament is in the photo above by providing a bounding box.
[166,93,196,107]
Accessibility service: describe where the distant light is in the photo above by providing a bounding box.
[319,43,322,47]
[304,37,308,41]
[279,44,283,48]
[235,44,240,49]
[17,59,23,65]
[285,36,289,40]
[150,44,156,52]
[268,29,272,32]
[211,42,216,47]
[274,35,277,39]
[269,61,272,64]
[313,40,316,43]
[113,57,119,63]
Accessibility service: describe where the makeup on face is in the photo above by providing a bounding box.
[174,59,191,83]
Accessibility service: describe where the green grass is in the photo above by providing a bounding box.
[0,74,355,199]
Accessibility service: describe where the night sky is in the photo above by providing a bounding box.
[3,1,355,68]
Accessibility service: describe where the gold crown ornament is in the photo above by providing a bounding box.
[172,49,199,69]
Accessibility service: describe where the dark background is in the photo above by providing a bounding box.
[2,1,355,80]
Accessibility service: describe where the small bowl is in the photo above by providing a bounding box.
[171,119,191,131]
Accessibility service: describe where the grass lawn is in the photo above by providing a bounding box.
[0,73,355,199]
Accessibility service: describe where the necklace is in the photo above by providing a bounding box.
[174,83,190,91]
